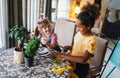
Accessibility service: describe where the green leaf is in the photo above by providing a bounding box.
[9,25,30,49]
[25,38,40,58]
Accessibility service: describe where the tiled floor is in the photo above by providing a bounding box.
[100,39,120,78]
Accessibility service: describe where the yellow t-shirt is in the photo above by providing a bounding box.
[71,32,97,64]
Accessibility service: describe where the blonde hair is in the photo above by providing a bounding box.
[38,19,52,31]
[33,19,52,38]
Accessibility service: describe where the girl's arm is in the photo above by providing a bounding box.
[52,50,93,64]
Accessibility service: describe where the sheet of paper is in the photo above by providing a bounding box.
[37,48,50,56]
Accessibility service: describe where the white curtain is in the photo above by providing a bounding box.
[0,0,8,51]
[27,0,40,33]
[27,0,47,33]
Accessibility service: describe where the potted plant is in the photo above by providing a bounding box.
[24,38,40,67]
[9,25,30,64]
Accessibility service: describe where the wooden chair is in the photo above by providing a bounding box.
[54,19,76,47]
[86,37,108,78]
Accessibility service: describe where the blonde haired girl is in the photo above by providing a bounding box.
[33,18,61,52]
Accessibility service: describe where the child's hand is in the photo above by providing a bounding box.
[52,52,62,58]
[43,39,48,45]
[41,38,48,45]
[63,46,70,52]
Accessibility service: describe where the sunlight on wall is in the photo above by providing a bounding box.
[69,0,78,21]
[69,0,94,21]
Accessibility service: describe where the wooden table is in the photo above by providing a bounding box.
[0,48,71,78]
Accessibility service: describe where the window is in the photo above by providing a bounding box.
[57,0,70,19]
[51,0,71,22]
[0,24,2,47]
[0,0,7,51]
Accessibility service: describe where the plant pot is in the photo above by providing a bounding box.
[13,48,24,64]
[24,56,34,67]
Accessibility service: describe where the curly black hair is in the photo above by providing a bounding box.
[77,2,100,28]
